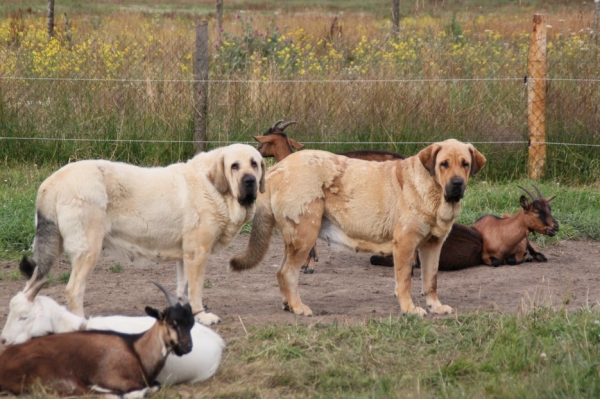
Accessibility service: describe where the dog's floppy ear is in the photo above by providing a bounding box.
[287,138,305,150]
[468,145,486,176]
[418,143,441,176]
[259,158,266,193]
[207,152,229,194]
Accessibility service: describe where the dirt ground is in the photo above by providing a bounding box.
[1,233,600,342]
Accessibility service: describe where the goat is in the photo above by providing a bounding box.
[0,273,224,386]
[0,274,196,397]
[473,184,558,267]
[253,120,405,273]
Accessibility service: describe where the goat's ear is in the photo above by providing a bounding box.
[546,195,556,203]
[145,306,165,321]
[468,145,486,176]
[207,152,229,194]
[418,143,441,176]
[287,138,305,150]
[519,195,530,210]
[259,158,266,193]
[253,135,271,144]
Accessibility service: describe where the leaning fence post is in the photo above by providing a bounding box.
[47,0,55,37]
[527,14,547,180]
[392,0,400,38]
[194,20,209,153]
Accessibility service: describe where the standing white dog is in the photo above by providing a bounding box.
[21,144,265,325]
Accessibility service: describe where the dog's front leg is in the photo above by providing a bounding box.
[183,237,221,326]
[393,225,426,317]
[419,236,453,315]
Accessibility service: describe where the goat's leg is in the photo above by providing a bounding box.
[63,210,105,317]
[175,260,186,300]
[419,236,452,315]
[526,239,548,262]
[301,246,318,274]
[183,232,220,326]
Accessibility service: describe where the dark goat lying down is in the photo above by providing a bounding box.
[0,278,195,397]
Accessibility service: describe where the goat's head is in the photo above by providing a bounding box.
[1,267,49,346]
[517,184,559,237]
[146,282,195,357]
[253,120,304,160]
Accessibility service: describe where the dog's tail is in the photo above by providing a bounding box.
[20,211,61,280]
[229,200,275,271]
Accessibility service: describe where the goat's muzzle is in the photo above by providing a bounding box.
[238,174,258,206]
[172,340,193,356]
[546,221,559,237]
[444,177,465,203]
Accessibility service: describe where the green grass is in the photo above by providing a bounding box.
[110,263,124,273]
[174,308,600,398]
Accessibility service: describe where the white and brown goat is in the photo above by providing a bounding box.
[253,120,405,273]
[473,184,558,267]
[0,277,196,397]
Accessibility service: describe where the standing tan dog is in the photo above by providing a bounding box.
[20,144,265,326]
[230,139,485,317]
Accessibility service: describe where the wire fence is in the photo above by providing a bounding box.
[0,10,599,183]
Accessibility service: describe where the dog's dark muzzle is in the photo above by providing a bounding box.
[444,177,465,203]
[238,174,258,205]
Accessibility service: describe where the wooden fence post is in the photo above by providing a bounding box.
[527,14,547,180]
[216,0,223,33]
[47,0,55,37]
[194,20,209,153]
[392,0,400,38]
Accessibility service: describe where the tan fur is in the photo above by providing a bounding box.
[231,139,486,317]
[28,144,265,326]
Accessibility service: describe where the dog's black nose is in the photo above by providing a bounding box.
[242,175,256,187]
[451,178,463,187]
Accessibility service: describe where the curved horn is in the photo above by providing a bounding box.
[26,278,49,302]
[181,282,190,305]
[279,121,297,130]
[151,282,178,307]
[517,185,536,201]
[532,183,544,200]
[22,266,41,293]
[271,120,284,130]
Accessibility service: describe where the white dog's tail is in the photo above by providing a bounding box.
[229,200,275,271]
[20,211,62,280]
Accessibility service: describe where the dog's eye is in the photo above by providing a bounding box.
[231,163,239,171]
[440,161,449,169]
[251,160,258,168]
[462,160,469,168]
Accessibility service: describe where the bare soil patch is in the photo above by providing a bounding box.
[1,234,599,342]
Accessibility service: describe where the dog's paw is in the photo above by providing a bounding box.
[286,303,313,317]
[428,304,453,315]
[196,312,221,326]
[405,306,427,317]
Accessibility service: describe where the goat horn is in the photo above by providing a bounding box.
[181,282,190,305]
[532,183,544,200]
[279,121,297,130]
[271,120,284,129]
[517,185,536,201]
[26,278,49,302]
[151,282,179,307]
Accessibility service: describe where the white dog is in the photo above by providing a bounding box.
[21,144,265,325]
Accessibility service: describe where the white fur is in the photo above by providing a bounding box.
[1,293,225,385]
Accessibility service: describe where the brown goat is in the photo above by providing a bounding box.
[253,120,405,273]
[0,280,195,397]
[473,184,558,267]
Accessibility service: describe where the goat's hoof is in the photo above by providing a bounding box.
[300,265,308,271]
[303,268,315,274]
[533,253,548,262]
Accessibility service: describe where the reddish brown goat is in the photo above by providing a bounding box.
[0,281,195,397]
[253,120,405,273]
[473,184,558,267]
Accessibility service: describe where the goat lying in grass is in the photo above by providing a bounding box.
[372,184,558,269]
[0,274,196,397]
[473,184,558,267]
[253,120,405,273]
[0,276,225,386]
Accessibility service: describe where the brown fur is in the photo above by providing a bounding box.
[231,139,486,317]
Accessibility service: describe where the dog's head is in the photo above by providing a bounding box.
[208,144,266,206]
[418,139,486,203]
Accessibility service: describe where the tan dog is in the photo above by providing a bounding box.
[230,139,485,317]
[21,144,265,326]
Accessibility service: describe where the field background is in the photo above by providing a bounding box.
[1,1,600,398]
